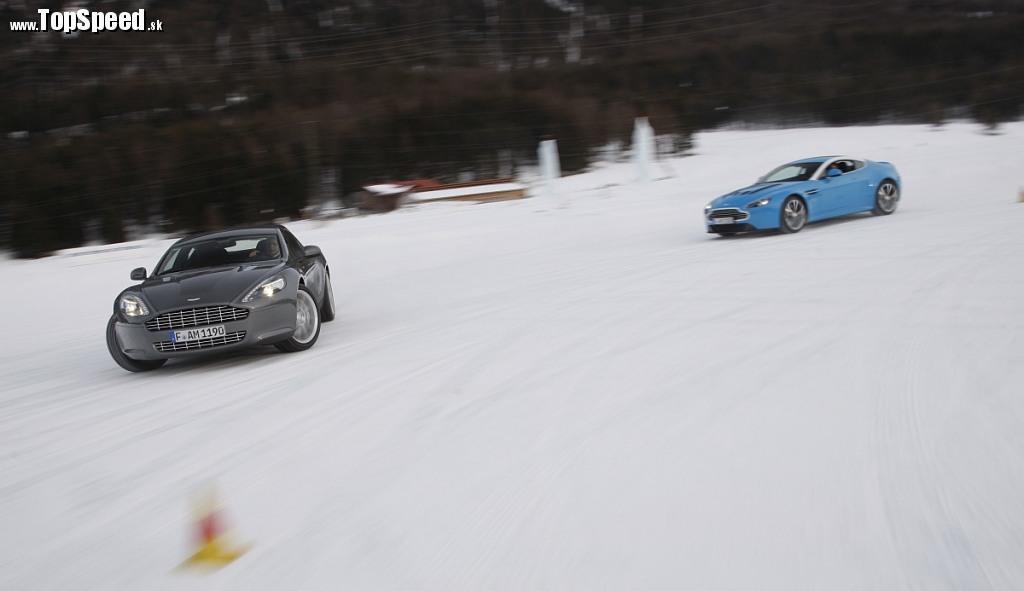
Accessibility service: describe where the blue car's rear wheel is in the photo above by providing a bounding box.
[779,196,807,233]
[872,180,899,215]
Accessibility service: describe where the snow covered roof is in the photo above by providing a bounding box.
[363,183,413,196]
[407,182,526,202]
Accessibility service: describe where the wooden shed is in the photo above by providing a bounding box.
[407,178,527,204]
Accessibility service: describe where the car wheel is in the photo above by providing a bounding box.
[872,180,899,215]
[275,285,321,352]
[321,273,336,323]
[106,316,166,372]
[779,196,807,233]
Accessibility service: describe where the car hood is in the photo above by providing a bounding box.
[139,263,282,310]
[712,182,790,207]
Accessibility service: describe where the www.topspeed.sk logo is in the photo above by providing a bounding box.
[12,9,162,33]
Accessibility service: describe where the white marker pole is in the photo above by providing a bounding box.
[538,139,563,208]
[632,117,654,184]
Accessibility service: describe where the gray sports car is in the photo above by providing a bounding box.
[106,224,335,372]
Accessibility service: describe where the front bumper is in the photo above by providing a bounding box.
[708,222,757,234]
[113,300,297,361]
[705,206,778,233]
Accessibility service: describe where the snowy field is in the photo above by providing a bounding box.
[2,122,1024,590]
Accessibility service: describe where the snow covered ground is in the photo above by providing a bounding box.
[2,122,1024,590]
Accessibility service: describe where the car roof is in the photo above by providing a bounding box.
[781,155,868,168]
[791,155,863,163]
[171,224,285,246]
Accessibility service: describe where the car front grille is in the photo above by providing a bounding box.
[145,306,249,331]
[153,331,246,352]
[708,208,750,221]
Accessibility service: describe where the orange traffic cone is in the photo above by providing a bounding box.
[180,486,249,568]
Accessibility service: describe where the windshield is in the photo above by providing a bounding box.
[760,161,824,183]
[155,234,281,275]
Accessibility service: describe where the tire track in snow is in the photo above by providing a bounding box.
[868,241,1009,591]
[351,237,861,588]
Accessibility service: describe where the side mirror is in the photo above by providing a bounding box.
[130,267,147,281]
[827,168,842,178]
[303,245,322,258]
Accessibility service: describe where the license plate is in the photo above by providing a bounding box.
[170,324,226,343]
[713,217,733,224]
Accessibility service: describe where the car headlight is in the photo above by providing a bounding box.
[243,276,285,303]
[119,294,149,317]
[704,203,713,212]
[746,197,771,208]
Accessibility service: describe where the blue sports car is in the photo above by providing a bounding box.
[704,156,901,235]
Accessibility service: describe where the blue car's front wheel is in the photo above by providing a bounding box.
[779,196,807,233]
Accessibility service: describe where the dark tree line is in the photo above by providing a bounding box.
[2,0,1023,256]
